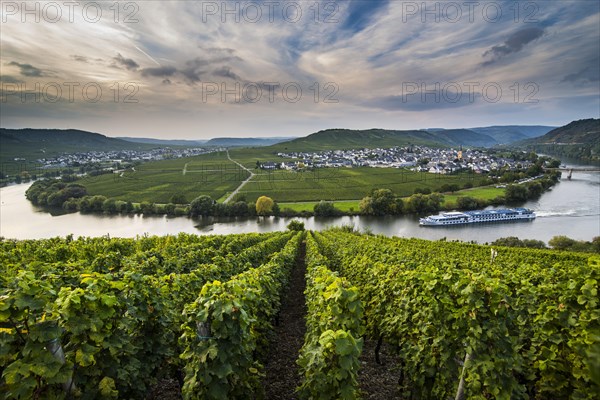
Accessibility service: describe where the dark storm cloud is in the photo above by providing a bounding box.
[140,66,178,77]
[482,27,545,66]
[7,61,44,77]
[113,53,140,71]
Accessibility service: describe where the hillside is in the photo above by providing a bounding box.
[519,119,600,161]
[426,128,497,147]
[469,125,555,144]
[204,137,295,147]
[525,119,600,144]
[117,136,295,147]
[0,128,156,163]
[268,129,443,151]
[117,137,207,146]
[268,128,504,152]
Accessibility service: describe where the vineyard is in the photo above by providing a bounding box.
[1,230,598,399]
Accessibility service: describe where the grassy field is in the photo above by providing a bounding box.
[77,149,491,205]
[239,167,484,202]
[442,187,504,207]
[79,151,248,203]
[279,200,361,213]
[279,186,504,213]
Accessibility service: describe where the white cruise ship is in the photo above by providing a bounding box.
[419,208,536,226]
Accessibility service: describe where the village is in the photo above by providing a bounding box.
[269,146,535,174]
[32,147,214,169]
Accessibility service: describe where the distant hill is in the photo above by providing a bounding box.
[204,137,295,147]
[0,128,155,163]
[118,136,295,147]
[270,129,445,152]
[426,128,497,147]
[519,119,600,161]
[468,125,555,144]
[118,137,207,146]
[270,128,509,152]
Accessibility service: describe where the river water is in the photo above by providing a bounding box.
[1,166,598,243]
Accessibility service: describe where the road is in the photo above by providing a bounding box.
[224,150,255,203]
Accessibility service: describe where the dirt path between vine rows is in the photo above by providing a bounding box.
[262,241,307,399]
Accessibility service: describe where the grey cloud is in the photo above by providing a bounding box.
[482,27,545,66]
[71,55,89,63]
[141,66,177,77]
[139,56,247,85]
[113,53,140,71]
[563,67,600,83]
[562,55,600,83]
[180,58,209,83]
[7,61,44,77]
[0,75,24,84]
[364,91,481,111]
[213,66,242,81]
[204,47,236,54]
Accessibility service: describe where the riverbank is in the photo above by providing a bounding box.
[2,167,598,242]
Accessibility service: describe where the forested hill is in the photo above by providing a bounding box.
[268,127,537,152]
[519,119,600,161]
[0,128,155,163]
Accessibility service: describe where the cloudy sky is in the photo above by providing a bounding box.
[1,0,599,139]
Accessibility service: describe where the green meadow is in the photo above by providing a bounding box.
[77,148,490,205]
[79,151,248,203]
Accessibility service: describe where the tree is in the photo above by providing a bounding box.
[527,182,543,198]
[190,195,215,217]
[102,198,118,213]
[456,196,479,210]
[505,184,528,202]
[231,201,249,216]
[406,193,444,214]
[170,193,188,204]
[371,189,395,215]
[231,193,247,203]
[140,201,156,215]
[359,196,374,215]
[549,235,577,251]
[255,196,274,216]
[287,220,305,231]
[314,201,339,217]
[360,189,396,216]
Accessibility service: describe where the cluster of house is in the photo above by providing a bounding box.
[35,147,213,169]
[265,146,535,174]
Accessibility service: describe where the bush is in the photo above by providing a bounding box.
[287,220,305,231]
[170,193,188,204]
[314,201,340,217]
[456,196,479,210]
[190,195,215,217]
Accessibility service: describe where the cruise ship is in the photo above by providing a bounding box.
[419,208,536,226]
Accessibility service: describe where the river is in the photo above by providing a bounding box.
[1,165,598,243]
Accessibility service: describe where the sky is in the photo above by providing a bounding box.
[1,0,599,139]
